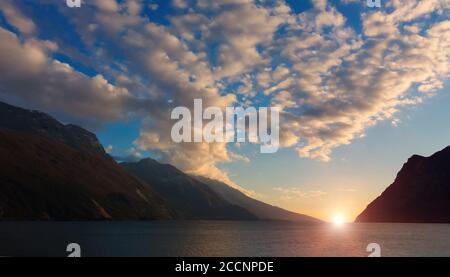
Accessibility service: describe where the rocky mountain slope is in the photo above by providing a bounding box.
[0,101,104,154]
[122,159,257,220]
[197,177,322,223]
[0,101,172,220]
[356,146,450,223]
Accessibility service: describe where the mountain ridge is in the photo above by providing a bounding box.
[196,176,322,223]
[356,145,450,223]
[0,100,321,222]
[0,101,105,154]
[121,158,258,220]
[0,128,173,220]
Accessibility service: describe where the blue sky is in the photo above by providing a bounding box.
[0,0,449,220]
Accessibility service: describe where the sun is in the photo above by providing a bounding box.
[332,214,345,226]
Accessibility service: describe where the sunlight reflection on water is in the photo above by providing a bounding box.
[0,221,449,257]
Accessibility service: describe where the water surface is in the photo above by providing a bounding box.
[0,221,449,257]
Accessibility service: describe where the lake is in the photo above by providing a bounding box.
[0,221,449,257]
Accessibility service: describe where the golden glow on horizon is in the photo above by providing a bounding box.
[332,214,345,226]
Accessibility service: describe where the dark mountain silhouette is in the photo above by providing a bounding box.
[0,101,105,154]
[196,177,322,223]
[0,101,319,222]
[122,159,257,220]
[0,101,172,220]
[356,146,450,223]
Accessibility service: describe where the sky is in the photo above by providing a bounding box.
[0,0,449,221]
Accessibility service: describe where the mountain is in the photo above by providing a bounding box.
[0,101,172,220]
[0,101,105,154]
[356,146,450,223]
[196,177,322,223]
[121,159,257,220]
[0,101,318,222]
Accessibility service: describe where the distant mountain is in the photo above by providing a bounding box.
[0,101,172,220]
[122,159,257,220]
[356,146,450,223]
[196,177,322,223]
[0,101,319,222]
[0,101,105,154]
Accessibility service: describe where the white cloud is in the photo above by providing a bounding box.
[1,0,449,187]
[274,187,327,199]
[105,145,114,154]
[256,0,450,161]
[0,27,132,128]
[94,0,119,13]
[148,3,159,11]
[172,0,188,9]
[0,0,35,35]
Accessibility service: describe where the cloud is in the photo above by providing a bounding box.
[200,0,286,78]
[148,3,159,11]
[172,0,188,9]
[1,0,449,189]
[253,0,450,161]
[274,187,327,200]
[0,0,35,35]
[105,145,114,154]
[336,188,357,193]
[93,0,119,13]
[0,27,133,128]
